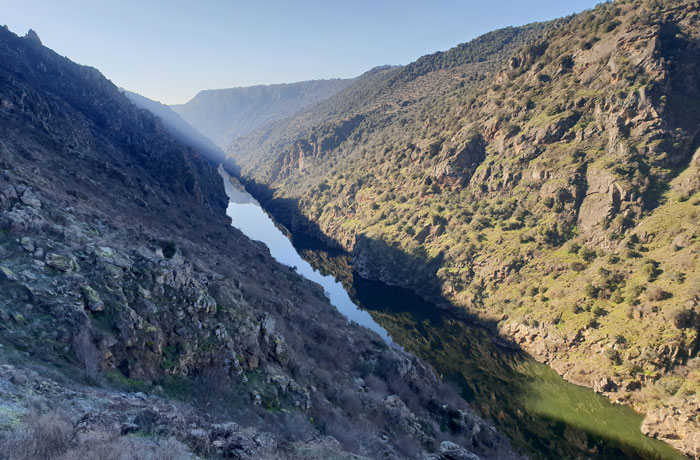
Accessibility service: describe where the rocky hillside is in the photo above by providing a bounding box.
[171,79,353,149]
[226,0,700,457]
[0,27,521,460]
[122,89,226,165]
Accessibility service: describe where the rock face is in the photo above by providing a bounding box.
[642,397,700,459]
[226,1,700,457]
[0,27,522,460]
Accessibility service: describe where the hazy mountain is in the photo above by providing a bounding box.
[0,26,517,460]
[226,1,700,456]
[171,79,354,149]
[121,89,226,165]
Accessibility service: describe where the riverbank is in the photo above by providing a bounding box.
[223,173,689,460]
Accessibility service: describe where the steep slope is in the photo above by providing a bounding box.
[226,0,700,456]
[0,27,520,460]
[171,79,354,149]
[122,89,226,165]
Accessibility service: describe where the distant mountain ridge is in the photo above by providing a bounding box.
[121,89,226,164]
[171,79,353,149]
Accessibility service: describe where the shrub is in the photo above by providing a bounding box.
[579,246,597,262]
[571,261,586,272]
[568,242,582,254]
[646,286,672,301]
[584,283,601,299]
[605,348,623,365]
[642,259,661,281]
[670,307,695,329]
[0,412,72,460]
[73,331,101,383]
[626,284,645,305]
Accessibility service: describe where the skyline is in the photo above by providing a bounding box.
[2,0,602,104]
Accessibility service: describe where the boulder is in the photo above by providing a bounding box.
[80,285,105,312]
[0,265,19,281]
[439,440,480,460]
[45,253,79,273]
[19,189,41,208]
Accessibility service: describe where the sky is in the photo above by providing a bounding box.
[1,0,602,105]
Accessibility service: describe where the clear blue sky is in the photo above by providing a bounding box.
[1,0,601,104]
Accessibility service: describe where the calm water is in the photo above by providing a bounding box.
[222,175,393,343]
[221,173,687,460]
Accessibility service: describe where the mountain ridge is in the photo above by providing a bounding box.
[171,78,354,149]
[121,88,226,165]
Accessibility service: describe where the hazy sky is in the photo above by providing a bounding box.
[1,0,601,104]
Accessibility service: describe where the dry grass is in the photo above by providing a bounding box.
[0,412,194,460]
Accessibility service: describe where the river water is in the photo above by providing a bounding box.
[222,173,687,460]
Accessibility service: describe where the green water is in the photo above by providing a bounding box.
[224,178,687,460]
[350,275,688,460]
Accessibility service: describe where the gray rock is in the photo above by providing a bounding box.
[20,237,34,252]
[211,422,239,438]
[80,285,104,312]
[19,189,41,208]
[1,184,17,200]
[0,265,19,281]
[45,253,79,273]
[439,441,480,460]
[593,377,618,393]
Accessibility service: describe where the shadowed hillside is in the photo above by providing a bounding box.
[0,26,521,460]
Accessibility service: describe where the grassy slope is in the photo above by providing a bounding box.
[228,0,700,450]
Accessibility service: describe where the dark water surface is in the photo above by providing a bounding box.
[222,174,687,460]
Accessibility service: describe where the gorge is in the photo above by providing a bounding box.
[223,171,687,460]
[1,0,699,459]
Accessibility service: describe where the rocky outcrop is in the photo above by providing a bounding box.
[642,397,700,459]
[433,135,486,189]
[576,166,638,240]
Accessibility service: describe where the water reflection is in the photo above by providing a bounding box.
[222,174,393,343]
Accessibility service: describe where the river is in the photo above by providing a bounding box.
[221,173,687,460]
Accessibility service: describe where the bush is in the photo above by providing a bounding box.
[584,283,601,299]
[605,348,623,366]
[670,307,695,329]
[0,412,72,460]
[646,286,672,301]
[0,412,194,460]
[626,284,645,305]
[579,246,597,262]
[642,259,662,281]
[73,331,101,383]
[570,261,587,272]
